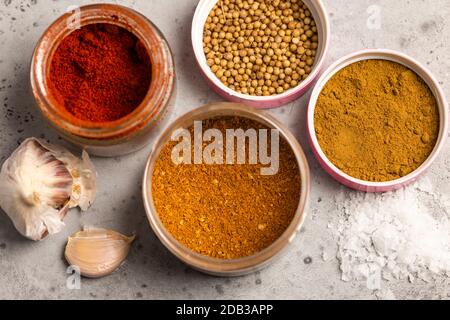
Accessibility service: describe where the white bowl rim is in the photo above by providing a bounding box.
[307,48,449,188]
[191,0,330,102]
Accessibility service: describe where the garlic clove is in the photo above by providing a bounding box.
[39,140,97,210]
[65,228,135,278]
[14,139,73,208]
[0,138,97,241]
[76,150,97,211]
[0,139,73,240]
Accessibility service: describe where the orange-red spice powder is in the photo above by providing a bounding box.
[49,23,152,122]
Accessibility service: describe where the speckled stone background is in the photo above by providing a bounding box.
[0,0,449,300]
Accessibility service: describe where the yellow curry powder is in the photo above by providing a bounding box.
[314,59,439,182]
[152,116,301,259]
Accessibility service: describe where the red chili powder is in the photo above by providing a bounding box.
[49,23,152,123]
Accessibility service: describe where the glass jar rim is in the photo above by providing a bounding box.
[30,4,174,140]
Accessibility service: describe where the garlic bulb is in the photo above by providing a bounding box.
[65,228,135,278]
[0,138,97,240]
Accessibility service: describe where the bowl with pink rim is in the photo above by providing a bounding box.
[306,49,449,192]
[191,0,330,108]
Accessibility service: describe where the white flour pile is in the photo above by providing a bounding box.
[334,179,450,287]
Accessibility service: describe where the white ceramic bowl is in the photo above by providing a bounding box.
[191,0,330,108]
[307,49,449,192]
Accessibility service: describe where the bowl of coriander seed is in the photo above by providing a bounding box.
[192,0,330,108]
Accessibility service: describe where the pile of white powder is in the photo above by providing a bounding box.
[333,178,450,290]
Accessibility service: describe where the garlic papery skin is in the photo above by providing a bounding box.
[65,228,135,278]
[0,138,97,240]
[38,140,96,211]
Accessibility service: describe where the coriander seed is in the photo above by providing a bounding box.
[203,0,319,96]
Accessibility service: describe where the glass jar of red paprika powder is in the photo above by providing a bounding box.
[30,4,175,156]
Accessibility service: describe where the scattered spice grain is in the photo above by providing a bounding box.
[314,59,439,182]
[152,116,301,259]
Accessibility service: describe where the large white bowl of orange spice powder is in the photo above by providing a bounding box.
[307,49,448,192]
[143,103,310,276]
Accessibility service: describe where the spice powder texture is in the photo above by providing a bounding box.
[49,23,152,122]
[152,116,301,259]
[314,60,439,182]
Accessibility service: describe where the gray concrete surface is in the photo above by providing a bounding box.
[0,0,449,300]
